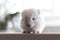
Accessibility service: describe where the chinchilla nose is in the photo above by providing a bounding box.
[26,24,30,27]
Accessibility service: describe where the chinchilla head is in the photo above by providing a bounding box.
[22,8,40,28]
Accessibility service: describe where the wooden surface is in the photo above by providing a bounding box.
[0,34,60,40]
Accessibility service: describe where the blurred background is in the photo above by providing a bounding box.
[0,0,60,34]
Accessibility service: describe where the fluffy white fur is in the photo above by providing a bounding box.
[21,8,45,33]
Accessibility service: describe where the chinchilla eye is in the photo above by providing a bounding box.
[32,17,35,21]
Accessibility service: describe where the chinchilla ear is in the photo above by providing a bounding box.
[38,9,40,14]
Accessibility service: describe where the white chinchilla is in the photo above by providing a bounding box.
[21,8,45,33]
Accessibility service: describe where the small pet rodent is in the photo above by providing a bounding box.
[21,8,45,33]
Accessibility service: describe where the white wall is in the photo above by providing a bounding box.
[54,0,60,16]
[45,17,60,27]
[45,0,60,27]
